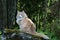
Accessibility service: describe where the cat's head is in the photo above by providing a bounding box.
[17,11,28,18]
[16,11,28,24]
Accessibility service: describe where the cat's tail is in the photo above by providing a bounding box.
[35,32,49,40]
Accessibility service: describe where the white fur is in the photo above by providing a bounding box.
[16,15,23,23]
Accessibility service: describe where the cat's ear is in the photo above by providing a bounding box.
[22,10,25,13]
[22,10,28,17]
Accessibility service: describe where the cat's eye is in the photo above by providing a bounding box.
[19,15,22,17]
[17,15,22,18]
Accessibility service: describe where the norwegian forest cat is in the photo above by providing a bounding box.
[16,11,49,39]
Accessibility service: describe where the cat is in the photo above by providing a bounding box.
[16,11,49,39]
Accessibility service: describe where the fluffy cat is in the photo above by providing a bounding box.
[16,11,49,39]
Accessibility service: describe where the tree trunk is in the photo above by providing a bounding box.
[0,0,17,40]
[0,0,7,31]
[7,0,17,28]
[0,0,17,30]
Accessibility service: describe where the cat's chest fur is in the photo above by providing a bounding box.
[18,18,36,33]
[20,18,35,28]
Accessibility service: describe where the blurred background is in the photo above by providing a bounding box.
[0,0,60,40]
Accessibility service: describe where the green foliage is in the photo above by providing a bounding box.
[17,0,60,40]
